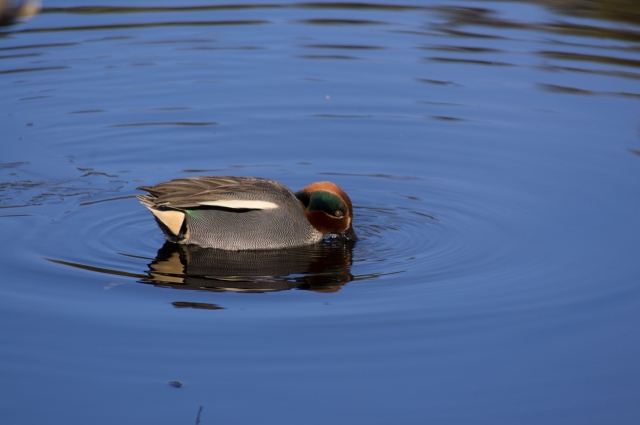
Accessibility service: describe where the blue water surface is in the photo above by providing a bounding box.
[1,1,640,424]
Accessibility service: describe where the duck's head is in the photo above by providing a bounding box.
[295,182,357,241]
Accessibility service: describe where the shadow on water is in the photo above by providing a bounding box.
[32,1,640,26]
[48,240,355,294]
[530,0,640,26]
[2,1,640,78]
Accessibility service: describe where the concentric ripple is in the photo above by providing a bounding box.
[30,173,544,295]
[349,179,542,291]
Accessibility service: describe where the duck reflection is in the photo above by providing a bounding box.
[141,240,354,293]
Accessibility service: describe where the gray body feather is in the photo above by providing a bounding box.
[137,176,323,250]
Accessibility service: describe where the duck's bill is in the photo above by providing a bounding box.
[340,225,357,242]
[326,225,357,243]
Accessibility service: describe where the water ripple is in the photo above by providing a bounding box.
[30,171,533,297]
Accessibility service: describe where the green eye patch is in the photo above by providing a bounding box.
[308,191,348,217]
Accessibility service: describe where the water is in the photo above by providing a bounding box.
[1,1,640,424]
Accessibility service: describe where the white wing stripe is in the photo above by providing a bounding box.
[197,200,279,210]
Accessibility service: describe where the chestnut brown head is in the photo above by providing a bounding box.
[295,182,356,241]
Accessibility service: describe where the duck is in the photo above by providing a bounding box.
[136,176,356,250]
[0,0,40,26]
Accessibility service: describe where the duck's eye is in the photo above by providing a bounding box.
[335,210,343,217]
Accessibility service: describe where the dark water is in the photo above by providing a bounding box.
[2,1,640,423]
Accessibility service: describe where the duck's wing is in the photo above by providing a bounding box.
[137,176,293,210]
